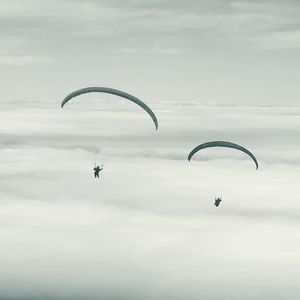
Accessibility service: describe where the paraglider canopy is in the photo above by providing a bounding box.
[188,140,258,170]
[61,87,158,130]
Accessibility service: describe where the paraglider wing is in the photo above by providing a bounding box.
[61,87,158,130]
[188,141,258,170]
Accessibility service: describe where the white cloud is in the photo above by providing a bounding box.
[116,47,187,55]
[0,55,52,66]
[0,100,300,299]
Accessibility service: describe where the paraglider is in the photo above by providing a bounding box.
[188,140,258,170]
[61,87,158,130]
[188,141,258,207]
[93,164,103,178]
[214,197,222,207]
[61,87,158,178]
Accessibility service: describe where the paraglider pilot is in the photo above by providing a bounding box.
[93,164,103,178]
[215,197,222,207]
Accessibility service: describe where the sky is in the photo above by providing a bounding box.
[0,0,299,105]
[1,1,300,300]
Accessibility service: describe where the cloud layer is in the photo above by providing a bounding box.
[1,100,300,299]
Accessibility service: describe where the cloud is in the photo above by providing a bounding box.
[0,0,299,106]
[0,2,300,297]
[1,0,299,51]
[116,47,187,55]
[0,55,52,66]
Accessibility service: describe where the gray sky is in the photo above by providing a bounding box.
[0,0,299,105]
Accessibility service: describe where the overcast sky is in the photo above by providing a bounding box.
[1,1,300,300]
[0,0,299,104]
